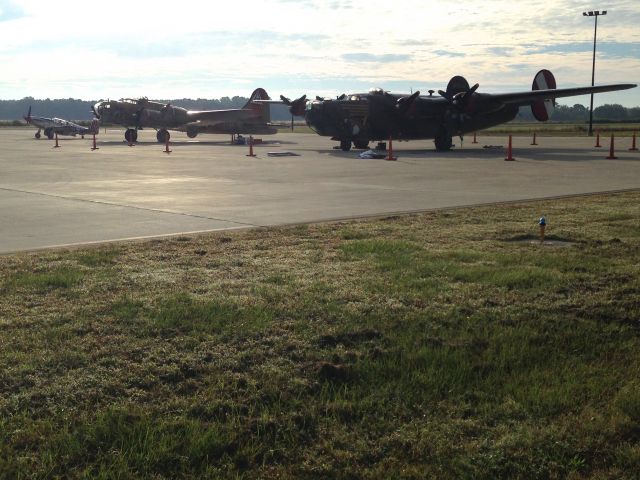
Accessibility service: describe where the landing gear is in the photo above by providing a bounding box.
[125,128,138,143]
[339,139,352,151]
[434,128,453,151]
[35,130,41,139]
[44,128,54,140]
[353,140,369,149]
[186,128,198,139]
[156,129,170,143]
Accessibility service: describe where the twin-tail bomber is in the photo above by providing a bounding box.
[277,70,636,151]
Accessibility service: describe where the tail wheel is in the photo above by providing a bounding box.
[35,131,41,139]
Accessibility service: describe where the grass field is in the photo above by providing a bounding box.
[1,192,639,478]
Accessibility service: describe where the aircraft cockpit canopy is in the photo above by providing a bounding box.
[368,88,385,95]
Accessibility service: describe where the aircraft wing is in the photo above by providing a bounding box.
[186,109,256,127]
[490,83,636,106]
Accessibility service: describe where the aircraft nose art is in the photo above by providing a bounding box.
[531,69,557,121]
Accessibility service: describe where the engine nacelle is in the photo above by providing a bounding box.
[161,105,189,124]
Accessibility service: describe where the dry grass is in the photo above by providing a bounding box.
[1,192,639,478]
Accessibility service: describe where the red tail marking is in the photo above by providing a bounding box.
[531,69,556,122]
[245,88,271,121]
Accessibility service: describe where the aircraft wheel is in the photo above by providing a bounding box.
[186,128,198,139]
[434,129,453,151]
[45,128,54,140]
[35,132,41,139]
[353,140,369,149]
[125,129,139,143]
[157,129,170,143]
[340,139,352,151]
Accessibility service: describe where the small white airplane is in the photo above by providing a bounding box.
[23,106,99,139]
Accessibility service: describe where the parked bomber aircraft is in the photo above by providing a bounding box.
[92,88,276,143]
[23,106,99,139]
[279,70,637,151]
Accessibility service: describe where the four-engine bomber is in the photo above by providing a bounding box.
[280,70,636,151]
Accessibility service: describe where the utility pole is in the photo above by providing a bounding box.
[582,10,607,136]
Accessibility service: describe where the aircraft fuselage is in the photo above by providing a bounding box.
[92,89,277,143]
[304,91,518,144]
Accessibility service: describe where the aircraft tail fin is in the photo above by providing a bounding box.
[531,69,556,121]
[244,88,272,123]
[23,106,32,124]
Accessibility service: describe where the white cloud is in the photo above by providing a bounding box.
[0,0,637,106]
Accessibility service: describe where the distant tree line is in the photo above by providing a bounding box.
[0,97,291,122]
[515,103,640,122]
[0,97,638,123]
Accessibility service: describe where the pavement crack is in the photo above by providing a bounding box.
[0,186,264,228]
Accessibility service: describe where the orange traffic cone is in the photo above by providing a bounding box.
[386,136,397,161]
[606,134,618,159]
[246,136,256,157]
[629,131,638,151]
[504,135,515,161]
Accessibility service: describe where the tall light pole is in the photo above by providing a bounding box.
[583,10,607,136]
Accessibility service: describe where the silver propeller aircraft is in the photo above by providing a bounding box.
[23,106,99,139]
[92,88,277,143]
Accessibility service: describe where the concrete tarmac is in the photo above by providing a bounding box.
[1,127,638,253]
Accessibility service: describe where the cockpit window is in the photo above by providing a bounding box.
[368,88,384,95]
[350,95,360,101]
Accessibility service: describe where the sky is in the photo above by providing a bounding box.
[0,0,638,107]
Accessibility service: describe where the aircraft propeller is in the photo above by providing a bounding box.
[91,104,101,120]
[23,106,32,124]
[438,82,479,112]
[396,90,420,116]
[438,79,480,137]
[280,94,307,131]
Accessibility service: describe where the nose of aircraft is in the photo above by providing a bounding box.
[92,102,103,119]
[305,100,343,137]
[304,101,325,133]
